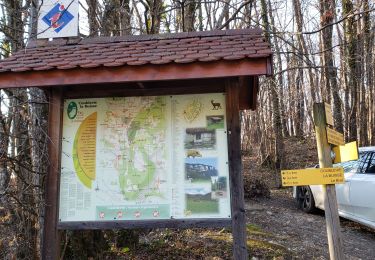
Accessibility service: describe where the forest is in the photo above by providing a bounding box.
[0,0,374,258]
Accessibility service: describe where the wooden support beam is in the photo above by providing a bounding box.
[63,78,226,99]
[251,77,259,110]
[313,103,344,260]
[238,76,251,110]
[42,87,63,260]
[238,76,259,110]
[226,78,248,259]
[0,59,269,88]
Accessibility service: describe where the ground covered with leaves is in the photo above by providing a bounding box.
[91,224,294,259]
[94,189,375,260]
[247,189,375,260]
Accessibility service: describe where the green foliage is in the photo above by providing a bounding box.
[186,196,219,213]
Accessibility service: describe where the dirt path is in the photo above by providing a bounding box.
[246,189,375,259]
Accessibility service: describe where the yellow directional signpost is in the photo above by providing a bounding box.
[332,141,359,164]
[281,102,345,260]
[314,102,344,260]
[281,168,344,186]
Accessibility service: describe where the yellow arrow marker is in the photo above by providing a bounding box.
[332,141,358,164]
[281,168,344,187]
[326,127,345,146]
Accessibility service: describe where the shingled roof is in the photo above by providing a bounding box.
[0,28,273,88]
[0,28,271,73]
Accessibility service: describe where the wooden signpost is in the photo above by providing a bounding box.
[313,103,344,260]
[282,102,345,260]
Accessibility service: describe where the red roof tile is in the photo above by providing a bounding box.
[0,28,271,73]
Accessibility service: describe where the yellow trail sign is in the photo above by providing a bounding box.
[281,168,344,186]
[326,127,345,146]
[332,141,358,164]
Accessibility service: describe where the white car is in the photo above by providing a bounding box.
[293,147,375,229]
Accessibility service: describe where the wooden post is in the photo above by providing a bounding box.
[42,87,63,260]
[226,79,248,260]
[313,103,344,260]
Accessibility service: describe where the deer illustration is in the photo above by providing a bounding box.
[211,100,222,110]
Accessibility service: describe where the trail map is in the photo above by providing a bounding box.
[59,94,231,222]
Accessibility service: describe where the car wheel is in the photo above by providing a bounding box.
[297,186,317,213]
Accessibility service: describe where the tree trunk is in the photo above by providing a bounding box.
[320,0,343,133]
[0,91,11,237]
[260,0,284,187]
[268,0,288,137]
[120,0,132,35]
[183,0,196,32]
[149,0,163,34]
[4,0,25,52]
[342,0,358,141]
[363,0,373,145]
[215,0,230,29]
[293,0,316,135]
[27,88,49,259]
[87,0,100,36]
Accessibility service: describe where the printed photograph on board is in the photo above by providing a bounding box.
[185,128,216,150]
[185,157,218,183]
[211,176,228,199]
[206,115,225,130]
[185,186,219,215]
[186,149,202,158]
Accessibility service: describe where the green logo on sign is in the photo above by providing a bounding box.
[67,102,78,119]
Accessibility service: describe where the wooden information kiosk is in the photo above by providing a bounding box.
[0,28,272,260]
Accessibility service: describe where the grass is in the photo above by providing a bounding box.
[246,224,271,237]
[207,121,224,130]
[186,199,219,214]
[189,178,211,183]
[247,239,289,259]
[246,223,292,259]
[99,224,293,259]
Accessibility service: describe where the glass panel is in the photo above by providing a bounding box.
[358,152,371,174]
[341,160,360,173]
[364,153,375,174]
[333,152,366,174]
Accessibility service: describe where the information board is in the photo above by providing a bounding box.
[59,93,231,222]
